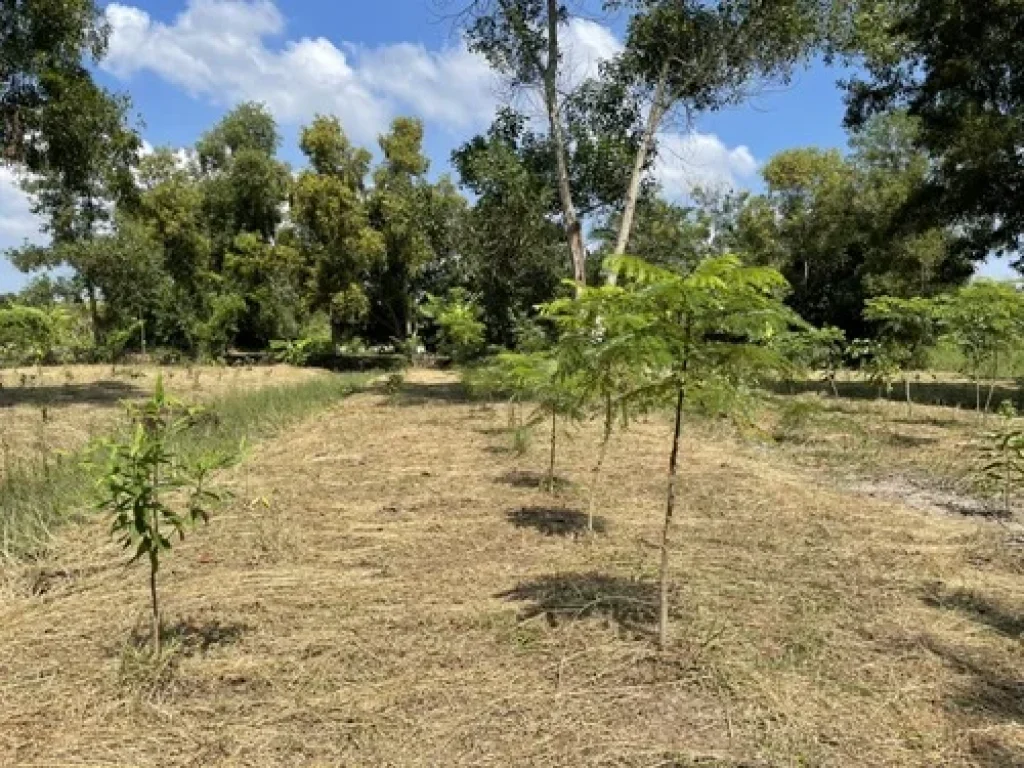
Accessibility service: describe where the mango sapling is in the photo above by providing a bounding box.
[96,376,232,656]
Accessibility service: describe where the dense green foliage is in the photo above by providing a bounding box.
[0,0,1020,375]
[845,0,1024,263]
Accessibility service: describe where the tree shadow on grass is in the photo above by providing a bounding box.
[905,631,1024,766]
[128,618,249,656]
[497,469,573,491]
[0,380,142,409]
[499,572,658,633]
[506,506,606,536]
[920,635,1024,723]
[773,377,1023,411]
[968,732,1024,768]
[923,585,1024,639]
[389,381,475,406]
[886,432,942,448]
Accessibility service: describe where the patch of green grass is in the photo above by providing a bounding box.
[0,372,372,561]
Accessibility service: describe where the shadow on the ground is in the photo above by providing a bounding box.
[496,469,573,490]
[0,380,142,409]
[969,732,1024,768]
[886,432,942,448]
[129,618,249,656]
[499,572,658,631]
[920,635,1024,723]
[506,506,606,536]
[774,378,1023,411]
[388,380,476,406]
[924,585,1024,638]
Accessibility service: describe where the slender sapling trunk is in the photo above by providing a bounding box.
[905,375,913,418]
[587,394,614,533]
[150,448,161,656]
[658,386,686,650]
[149,550,160,657]
[547,407,557,492]
[985,355,999,415]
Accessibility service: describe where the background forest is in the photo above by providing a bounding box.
[0,0,1020,376]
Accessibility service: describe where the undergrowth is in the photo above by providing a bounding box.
[0,372,371,560]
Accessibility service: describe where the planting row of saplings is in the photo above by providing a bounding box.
[70,256,1024,658]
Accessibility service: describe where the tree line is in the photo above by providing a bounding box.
[0,0,1021,365]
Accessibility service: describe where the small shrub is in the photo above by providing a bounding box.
[421,289,486,364]
[979,400,1024,517]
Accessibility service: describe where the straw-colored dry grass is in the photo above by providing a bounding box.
[2,369,1023,766]
[0,364,324,479]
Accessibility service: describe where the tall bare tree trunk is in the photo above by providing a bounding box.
[659,386,686,649]
[611,63,670,283]
[542,0,587,286]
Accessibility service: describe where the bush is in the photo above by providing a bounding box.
[421,289,486,364]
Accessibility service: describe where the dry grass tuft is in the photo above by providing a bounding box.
[2,369,1024,765]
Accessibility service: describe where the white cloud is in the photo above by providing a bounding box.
[356,42,496,130]
[560,18,622,85]
[103,0,495,142]
[654,131,759,198]
[0,168,44,247]
[0,167,46,290]
[104,1,388,141]
[102,1,630,143]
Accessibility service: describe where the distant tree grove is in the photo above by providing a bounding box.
[5,0,1020,366]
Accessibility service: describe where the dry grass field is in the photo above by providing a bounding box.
[0,364,325,480]
[2,369,1024,766]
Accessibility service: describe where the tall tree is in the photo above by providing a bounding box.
[193,103,293,347]
[844,0,1024,265]
[8,77,141,343]
[453,112,567,346]
[196,102,290,269]
[290,115,384,342]
[457,0,588,284]
[0,0,110,165]
[367,117,433,340]
[609,0,840,265]
[731,111,967,337]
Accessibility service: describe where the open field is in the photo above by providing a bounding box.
[0,364,326,480]
[0,364,367,560]
[2,369,1024,766]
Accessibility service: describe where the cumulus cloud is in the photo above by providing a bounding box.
[0,168,44,247]
[103,0,499,142]
[654,132,759,198]
[102,1,760,204]
[102,1,633,143]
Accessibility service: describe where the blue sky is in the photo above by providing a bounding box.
[0,0,1009,290]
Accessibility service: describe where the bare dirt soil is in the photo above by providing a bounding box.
[2,369,1023,767]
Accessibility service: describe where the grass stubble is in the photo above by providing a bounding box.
[1,369,1024,766]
